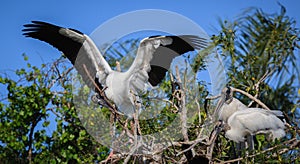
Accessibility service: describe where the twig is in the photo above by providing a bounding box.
[82,64,103,95]
[148,97,180,113]
[205,95,221,120]
[123,139,142,164]
[206,94,221,100]
[216,138,297,163]
[124,119,134,140]
[99,153,124,164]
[176,134,208,156]
[48,64,73,89]
[195,100,202,125]
[248,69,274,107]
[230,87,271,110]
[150,136,210,156]
[176,122,208,157]
[206,121,223,162]
[270,139,300,158]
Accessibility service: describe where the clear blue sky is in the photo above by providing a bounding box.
[0,0,299,72]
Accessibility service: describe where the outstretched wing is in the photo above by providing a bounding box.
[23,21,112,90]
[126,35,207,93]
[148,35,207,86]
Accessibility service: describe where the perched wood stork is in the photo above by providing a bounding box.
[23,21,207,116]
[223,108,286,143]
[214,87,286,143]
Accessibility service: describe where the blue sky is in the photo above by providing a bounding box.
[0,0,299,72]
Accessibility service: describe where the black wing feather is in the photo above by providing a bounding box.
[22,21,84,64]
[148,35,207,86]
[23,21,105,95]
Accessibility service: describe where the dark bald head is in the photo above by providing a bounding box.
[221,86,233,104]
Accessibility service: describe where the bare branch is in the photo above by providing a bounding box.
[248,69,274,107]
[216,138,297,163]
[195,100,202,125]
[176,134,208,156]
[206,94,221,100]
[230,87,271,110]
[175,65,189,142]
[148,97,180,113]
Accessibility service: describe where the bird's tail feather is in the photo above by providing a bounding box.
[270,110,284,117]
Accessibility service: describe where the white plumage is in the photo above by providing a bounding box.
[224,108,286,142]
[214,87,286,143]
[214,87,247,122]
[215,97,248,122]
[23,21,207,116]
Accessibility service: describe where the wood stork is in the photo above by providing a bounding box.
[23,21,207,116]
[214,87,286,143]
[223,108,286,143]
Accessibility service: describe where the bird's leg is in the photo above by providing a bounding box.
[236,142,244,162]
[130,91,142,135]
[91,93,103,105]
[91,91,111,108]
[94,86,108,101]
[246,134,255,163]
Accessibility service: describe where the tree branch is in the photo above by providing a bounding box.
[248,69,274,107]
[215,138,297,163]
[230,87,271,110]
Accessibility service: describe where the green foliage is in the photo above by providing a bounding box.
[0,56,109,163]
[212,5,299,93]
[211,5,299,110]
[0,55,52,162]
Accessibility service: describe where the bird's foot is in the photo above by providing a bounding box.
[92,93,109,107]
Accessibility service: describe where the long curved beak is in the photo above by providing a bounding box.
[213,93,226,121]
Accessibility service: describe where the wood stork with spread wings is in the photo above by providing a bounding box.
[23,21,207,116]
[214,87,286,143]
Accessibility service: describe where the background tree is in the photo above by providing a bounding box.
[0,56,109,163]
[0,5,299,163]
[210,4,299,163]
